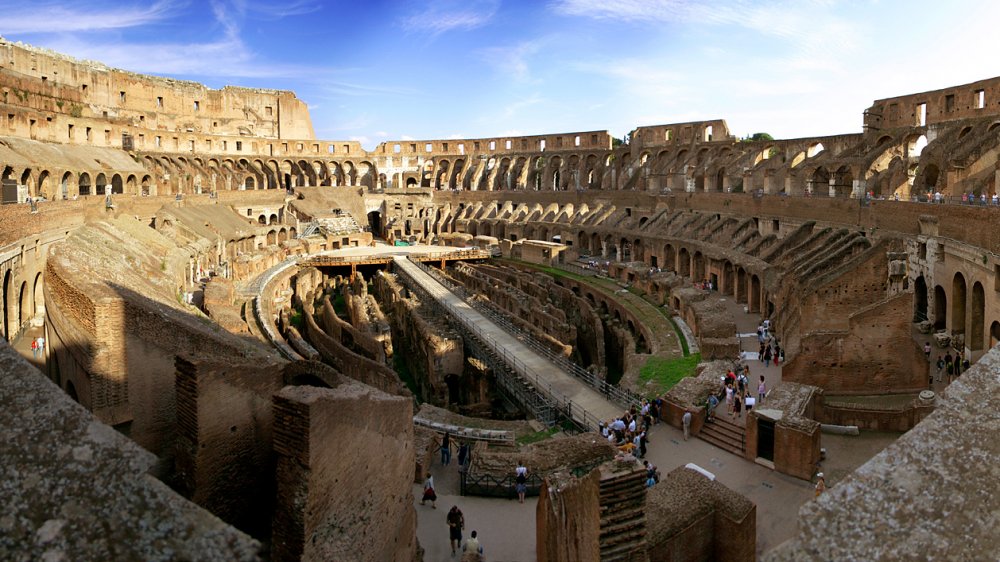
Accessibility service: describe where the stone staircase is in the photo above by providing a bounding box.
[598,464,649,562]
[698,412,747,456]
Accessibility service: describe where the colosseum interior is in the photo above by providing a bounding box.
[1,35,999,561]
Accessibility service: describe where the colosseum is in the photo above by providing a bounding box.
[1,35,998,561]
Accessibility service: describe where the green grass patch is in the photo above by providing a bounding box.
[288,308,304,331]
[516,426,560,445]
[640,352,701,393]
[668,317,690,356]
[331,292,348,319]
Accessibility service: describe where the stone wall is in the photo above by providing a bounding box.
[271,383,417,562]
[766,345,1000,561]
[646,467,755,562]
[174,356,286,536]
[536,469,603,562]
[0,340,262,561]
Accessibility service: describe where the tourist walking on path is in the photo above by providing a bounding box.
[30,338,38,359]
[814,473,827,497]
[758,375,766,403]
[515,461,528,504]
[421,473,436,508]
[682,409,692,441]
[457,441,469,470]
[935,356,944,383]
[441,432,451,466]
[447,506,465,556]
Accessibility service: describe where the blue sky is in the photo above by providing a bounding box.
[4,0,1000,148]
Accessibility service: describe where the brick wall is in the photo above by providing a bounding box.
[270,383,416,562]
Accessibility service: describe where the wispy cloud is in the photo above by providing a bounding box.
[550,0,860,52]
[0,0,177,34]
[502,94,545,118]
[399,0,499,36]
[477,39,545,81]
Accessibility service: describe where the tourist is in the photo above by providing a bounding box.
[725,383,734,414]
[706,394,719,422]
[30,338,38,359]
[763,345,772,367]
[421,473,437,508]
[463,530,483,555]
[923,341,931,360]
[962,357,970,374]
[733,392,743,420]
[515,461,528,504]
[946,358,955,383]
[682,409,692,441]
[744,394,755,413]
[441,432,452,466]
[447,506,464,555]
[758,375,767,403]
[638,430,647,458]
[814,473,826,497]
[458,442,469,469]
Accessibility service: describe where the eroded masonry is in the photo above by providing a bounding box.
[1,36,999,561]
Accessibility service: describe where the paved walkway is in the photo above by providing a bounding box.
[393,256,623,429]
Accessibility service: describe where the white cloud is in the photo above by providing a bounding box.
[477,39,545,82]
[0,0,177,34]
[399,0,499,36]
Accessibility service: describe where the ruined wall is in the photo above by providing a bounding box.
[373,271,463,404]
[271,383,417,562]
[766,346,1000,561]
[303,297,406,396]
[174,356,286,536]
[815,398,935,432]
[784,293,925,394]
[646,467,756,562]
[537,469,602,562]
[0,340,262,561]
[864,76,1000,130]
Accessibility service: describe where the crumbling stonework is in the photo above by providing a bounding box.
[0,341,261,561]
[271,383,417,562]
[646,467,756,561]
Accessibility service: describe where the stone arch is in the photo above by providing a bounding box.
[78,172,92,196]
[934,285,947,331]
[95,173,108,195]
[111,173,124,194]
[36,170,51,199]
[269,213,278,225]
[971,281,985,351]
[126,174,137,195]
[991,321,1000,348]
[2,269,10,339]
[914,275,928,322]
[32,272,43,320]
[692,251,706,280]
[952,273,966,335]
[750,274,762,313]
[663,243,675,272]
[60,171,72,200]
[267,230,277,245]
[810,167,829,196]
[678,248,691,277]
[833,166,853,197]
[18,280,27,328]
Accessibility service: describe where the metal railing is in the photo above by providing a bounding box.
[393,257,607,431]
